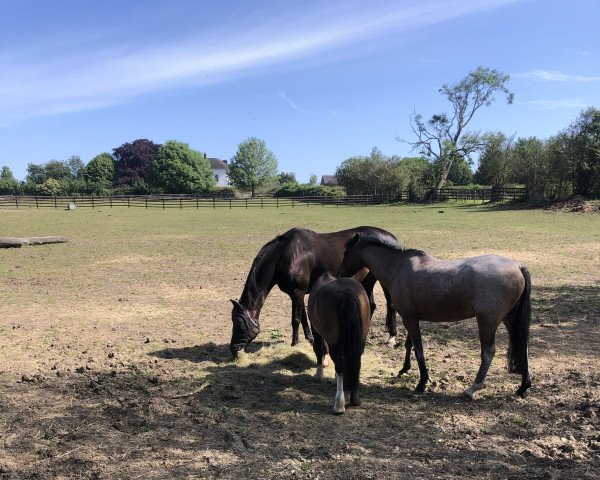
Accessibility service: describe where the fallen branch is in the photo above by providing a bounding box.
[0,236,68,248]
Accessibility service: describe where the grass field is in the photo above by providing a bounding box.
[1,203,599,479]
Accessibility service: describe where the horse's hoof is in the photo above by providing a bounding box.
[350,399,362,407]
[515,387,529,398]
[414,383,426,393]
[332,408,345,415]
[462,389,476,401]
[397,368,409,377]
[290,339,299,347]
[305,335,314,345]
[387,336,397,348]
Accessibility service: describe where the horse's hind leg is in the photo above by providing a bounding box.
[329,345,345,414]
[398,335,413,375]
[311,329,326,380]
[463,317,497,400]
[402,317,429,392]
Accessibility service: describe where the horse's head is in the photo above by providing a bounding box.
[229,299,260,357]
[337,233,364,278]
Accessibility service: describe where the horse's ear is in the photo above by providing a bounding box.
[352,233,360,243]
[230,299,243,311]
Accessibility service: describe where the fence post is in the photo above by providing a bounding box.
[180,198,183,210]
[213,197,216,210]
[16,197,19,209]
[276,198,278,209]
[229,198,232,209]
[35,197,38,209]
[146,198,148,209]
[128,197,130,208]
[245,198,248,209]
[196,197,199,209]
[162,199,165,210]
[54,197,57,209]
[261,197,263,209]
[292,197,294,208]
[92,197,95,210]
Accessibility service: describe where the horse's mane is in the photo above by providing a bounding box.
[241,235,287,305]
[350,234,426,258]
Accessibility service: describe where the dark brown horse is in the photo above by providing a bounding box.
[338,234,532,399]
[230,226,398,356]
[308,272,371,414]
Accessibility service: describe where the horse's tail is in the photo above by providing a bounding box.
[507,265,532,374]
[338,291,364,392]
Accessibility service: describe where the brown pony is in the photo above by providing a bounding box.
[230,226,398,356]
[338,234,532,399]
[308,272,371,414]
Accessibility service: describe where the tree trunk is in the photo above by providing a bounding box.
[434,158,454,198]
[251,186,256,198]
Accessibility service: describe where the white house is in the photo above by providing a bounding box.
[208,157,230,187]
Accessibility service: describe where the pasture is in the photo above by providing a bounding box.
[0,204,599,479]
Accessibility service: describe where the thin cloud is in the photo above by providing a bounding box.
[515,70,600,82]
[0,0,521,123]
[525,98,587,110]
[278,91,304,113]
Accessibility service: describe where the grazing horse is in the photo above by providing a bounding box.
[230,227,398,356]
[338,234,532,399]
[308,272,371,414]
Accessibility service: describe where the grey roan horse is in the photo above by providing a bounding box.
[308,272,371,414]
[338,234,532,399]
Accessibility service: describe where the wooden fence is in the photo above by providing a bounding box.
[0,188,528,210]
[0,194,383,210]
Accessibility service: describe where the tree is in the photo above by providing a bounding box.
[66,155,86,179]
[402,67,513,196]
[228,137,278,197]
[568,107,600,198]
[44,160,72,181]
[474,132,515,189]
[0,166,20,194]
[113,139,161,188]
[335,147,411,197]
[308,173,318,185]
[85,153,115,194]
[278,172,297,184]
[149,141,215,193]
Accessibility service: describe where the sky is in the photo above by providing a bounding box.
[1,0,599,182]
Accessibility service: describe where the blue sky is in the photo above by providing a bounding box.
[1,0,599,182]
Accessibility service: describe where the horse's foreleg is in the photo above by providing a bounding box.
[398,335,413,375]
[463,319,497,400]
[383,286,398,346]
[402,318,428,392]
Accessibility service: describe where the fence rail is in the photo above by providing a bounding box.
[0,188,528,210]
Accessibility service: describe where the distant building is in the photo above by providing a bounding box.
[208,157,230,187]
[320,175,338,186]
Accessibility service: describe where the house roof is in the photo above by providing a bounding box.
[208,158,229,170]
[320,175,338,186]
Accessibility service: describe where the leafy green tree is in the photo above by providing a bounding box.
[512,137,547,196]
[67,155,86,179]
[149,140,215,194]
[568,107,600,198]
[44,160,72,181]
[308,173,318,185]
[85,153,115,194]
[402,67,513,196]
[475,132,515,188]
[278,172,297,184]
[0,166,21,194]
[228,137,278,197]
[25,163,47,184]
